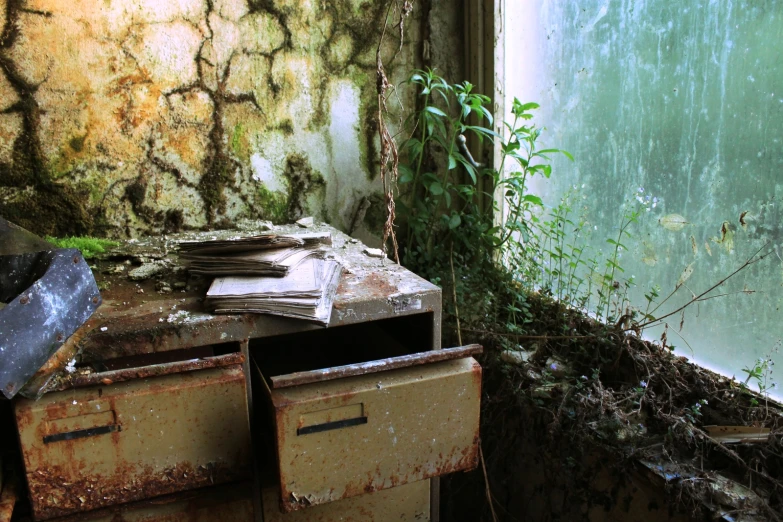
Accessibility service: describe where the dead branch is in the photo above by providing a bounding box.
[632,243,772,331]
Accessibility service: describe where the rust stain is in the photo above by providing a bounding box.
[49,354,244,392]
[28,461,248,520]
[335,272,398,303]
[0,475,17,522]
[48,482,253,522]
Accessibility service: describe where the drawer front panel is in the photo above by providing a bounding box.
[271,357,481,512]
[263,479,430,521]
[45,482,254,522]
[15,366,252,520]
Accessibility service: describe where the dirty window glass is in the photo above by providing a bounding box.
[505,2,783,398]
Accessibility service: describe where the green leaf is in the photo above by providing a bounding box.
[449,213,462,229]
[429,181,444,195]
[448,154,457,170]
[478,106,494,125]
[398,164,414,184]
[454,155,477,183]
[466,125,500,140]
[522,195,543,206]
[424,106,448,118]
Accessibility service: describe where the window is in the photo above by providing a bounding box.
[503,1,783,396]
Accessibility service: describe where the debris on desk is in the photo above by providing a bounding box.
[128,261,167,281]
[363,248,386,259]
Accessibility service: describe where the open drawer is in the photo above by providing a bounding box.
[15,352,252,521]
[251,324,481,513]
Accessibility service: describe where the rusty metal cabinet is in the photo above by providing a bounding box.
[15,361,252,520]
[9,225,479,522]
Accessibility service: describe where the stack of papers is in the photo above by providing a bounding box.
[178,233,304,254]
[205,258,343,325]
[179,232,332,276]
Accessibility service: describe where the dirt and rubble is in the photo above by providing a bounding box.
[441,292,783,521]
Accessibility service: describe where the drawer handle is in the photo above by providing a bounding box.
[297,416,367,436]
[43,424,120,444]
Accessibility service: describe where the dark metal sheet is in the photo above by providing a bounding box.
[0,218,53,256]
[0,247,101,398]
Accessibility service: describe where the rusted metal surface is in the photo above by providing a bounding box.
[73,223,441,363]
[18,329,85,400]
[47,481,255,522]
[262,479,429,521]
[15,366,252,520]
[48,353,245,392]
[0,474,16,522]
[265,356,482,512]
[270,344,483,389]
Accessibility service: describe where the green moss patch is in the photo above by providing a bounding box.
[45,236,118,258]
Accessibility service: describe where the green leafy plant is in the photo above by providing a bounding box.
[396,69,573,333]
[398,69,498,271]
[740,343,779,410]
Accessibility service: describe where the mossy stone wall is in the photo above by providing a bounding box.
[0,0,443,239]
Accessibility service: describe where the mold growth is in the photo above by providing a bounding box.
[282,152,325,221]
[0,0,424,237]
[0,0,95,236]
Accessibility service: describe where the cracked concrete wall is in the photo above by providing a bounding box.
[0,0,428,239]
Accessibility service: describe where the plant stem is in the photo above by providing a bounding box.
[406,90,431,254]
[450,241,463,346]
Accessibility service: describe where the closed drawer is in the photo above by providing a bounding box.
[15,362,252,520]
[254,341,481,513]
[262,478,430,521]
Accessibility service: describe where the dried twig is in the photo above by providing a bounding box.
[448,326,597,341]
[479,442,499,522]
[450,241,463,345]
[632,243,772,330]
[375,1,413,263]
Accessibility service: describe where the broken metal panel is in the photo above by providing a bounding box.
[0,245,101,399]
[19,332,84,400]
[15,365,252,520]
[262,478,430,521]
[46,482,255,522]
[262,357,481,512]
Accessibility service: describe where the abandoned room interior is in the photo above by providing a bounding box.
[0,0,782,521]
